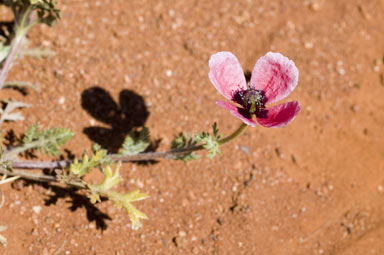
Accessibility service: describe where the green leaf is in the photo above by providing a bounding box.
[33,0,61,26]
[70,149,109,178]
[120,127,150,156]
[195,122,222,158]
[0,44,10,63]
[171,132,200,162]
[21,124,74,156]
[87,163,149,230]
[90,164,122,191]
[2,1,60,27]
[23,123,39,144]
[110,190,149,230]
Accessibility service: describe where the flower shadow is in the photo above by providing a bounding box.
[81,86,150,153]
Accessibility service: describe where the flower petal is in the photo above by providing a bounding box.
[256,101,300,128]
[216,100,256,127]
[209,52,247,101]
[250,52,298,104]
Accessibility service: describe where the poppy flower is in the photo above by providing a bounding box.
[208,51,300,128]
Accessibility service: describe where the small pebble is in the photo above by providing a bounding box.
[58,97,65,104]
[239,145,250,154]
[32,206,42,214]
[166,69,173,77]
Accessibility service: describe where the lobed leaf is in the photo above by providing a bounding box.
[171,132,200,162]
[22,124,74,156]
[0,100,31,123]
[70,149,109,178]
[195,122,222,158]
[90,164,122,192]
[110,190,149,230]
[120,127,150,156]
[87,163,149,230]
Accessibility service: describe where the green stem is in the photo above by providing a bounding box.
[218,123,248,145]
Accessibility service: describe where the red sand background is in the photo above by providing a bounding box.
[1,0,384,254]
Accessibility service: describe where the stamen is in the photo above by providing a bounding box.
[241,89,265,114]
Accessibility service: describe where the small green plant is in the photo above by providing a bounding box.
[120,127,150,156]
[68,148,149,230]
[2,124,74,161]
[0,0,302,245]
[86,163,149,230]
[195,122,222,158]
[171,132,200,162]
[0,0,60,89]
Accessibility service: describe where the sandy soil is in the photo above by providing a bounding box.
[1,0,384,254]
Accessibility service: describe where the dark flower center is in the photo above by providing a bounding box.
[236,89,266,114]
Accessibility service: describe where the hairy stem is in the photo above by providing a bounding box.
[3,139,46,161]
[0,167,86,189]
[0,6,33,90]
[3,130,72,160]
[10,123,248,169]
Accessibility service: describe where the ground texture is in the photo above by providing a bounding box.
[1,0,384,254]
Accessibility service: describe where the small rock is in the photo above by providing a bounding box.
[32,206,41,214]
[304,41,314,49]
[166,69,173,77]
[239,145,250,155]
[59,97,65,104]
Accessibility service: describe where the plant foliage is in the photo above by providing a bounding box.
[0,100,31,124]
[70,148,110,178]
[195,122,222,158]
[171,132,200,162]
[120,127,150,156]
[86,164,149,230]
[22,124,74,156]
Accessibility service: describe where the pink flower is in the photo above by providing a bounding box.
[208,52,300,128]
